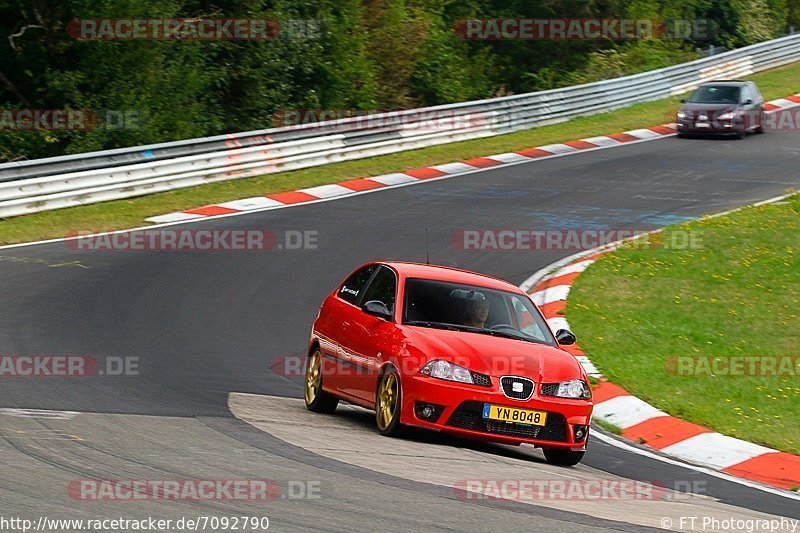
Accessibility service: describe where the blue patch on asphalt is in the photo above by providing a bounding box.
[523,206,693,230]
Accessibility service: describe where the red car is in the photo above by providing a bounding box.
[305,261,593,466]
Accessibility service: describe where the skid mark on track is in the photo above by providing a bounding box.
[0,429,83,441]
[0,408,81,419]
[0,255,94,269]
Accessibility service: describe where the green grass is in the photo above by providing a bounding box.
[569,194,800,454]
[594,418,623,436]
[2,62,800,245]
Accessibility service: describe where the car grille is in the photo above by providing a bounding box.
[540,383,559,397]
[471,372,492,387]
[446,401,568,442]
[500,376,534,400]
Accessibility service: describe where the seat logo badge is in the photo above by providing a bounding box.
[512,382,524,393]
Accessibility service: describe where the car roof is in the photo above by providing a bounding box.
[697,80,749,86]
[379,261,521,292]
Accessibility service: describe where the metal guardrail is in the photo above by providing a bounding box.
[1,33,799,218]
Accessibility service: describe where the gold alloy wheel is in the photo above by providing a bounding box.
[377,372,399,430]
[305,351,322,405]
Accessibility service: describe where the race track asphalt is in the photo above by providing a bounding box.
[1,130,799,530]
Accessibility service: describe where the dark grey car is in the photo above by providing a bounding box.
[676,80,766,138]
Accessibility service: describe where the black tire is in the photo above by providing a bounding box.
[543,448,585,466]
[376,367,405,437]
[304,349,339,413]
[676,132,687,138]
[736,129,747,139]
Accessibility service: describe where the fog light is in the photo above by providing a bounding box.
[414,402,443,423]
[573,425,588,442]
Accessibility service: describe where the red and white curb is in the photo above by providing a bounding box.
[520,195,800,492]
[146,92,800,225]
[764,95,800,111]
[145,126,686,223]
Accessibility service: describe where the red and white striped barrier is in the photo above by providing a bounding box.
[146,124,685,223]
[524,209,800,492]
[147,92,800,225]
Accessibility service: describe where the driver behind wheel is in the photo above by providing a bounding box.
[464,292,490,328]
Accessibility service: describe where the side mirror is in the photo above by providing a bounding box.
[362,300,393,320]
[555,329,576,346]
[744,99,753,105]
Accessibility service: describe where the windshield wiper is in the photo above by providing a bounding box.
[405,321,550,345]
[404,320,468,332]
[475,328,549,345]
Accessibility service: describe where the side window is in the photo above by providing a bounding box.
[360,266,397,311]
[338,265,377,305]
[750,83,763,102]
[741,85,752,102]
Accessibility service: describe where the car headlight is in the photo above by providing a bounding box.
[554,380,591,399]
[718,112,736,120]
[420,360,473,384]
[676,111,687,119]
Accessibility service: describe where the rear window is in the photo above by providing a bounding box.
[338,265,376,305]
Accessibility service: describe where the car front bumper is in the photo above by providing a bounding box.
[399,373,593,451]
[676,119,744,134]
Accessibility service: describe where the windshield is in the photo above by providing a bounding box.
[403,278,556,345]
[687,85,741,104]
